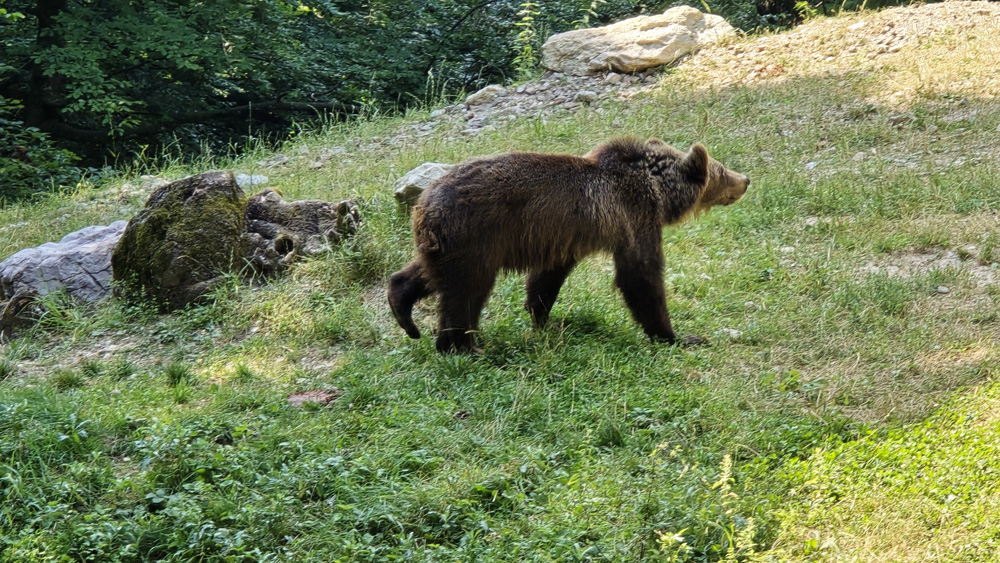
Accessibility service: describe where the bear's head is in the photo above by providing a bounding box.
[642,139,750,219]
[695,149,750,213]
[667,142,749,214]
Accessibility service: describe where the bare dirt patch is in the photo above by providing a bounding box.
[859,248,996,288]
[287,388,341,408]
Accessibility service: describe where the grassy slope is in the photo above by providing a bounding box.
[2,3,1000,561]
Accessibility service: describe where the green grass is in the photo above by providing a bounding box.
[2,6,1000,562]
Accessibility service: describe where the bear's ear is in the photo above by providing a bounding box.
[681,143,709,187]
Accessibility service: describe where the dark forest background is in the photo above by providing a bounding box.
[1,0,904,201]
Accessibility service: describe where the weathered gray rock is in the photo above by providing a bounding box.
[541,6,735,76]
[235,173,269,189]
[244,188,361,275]
[0,220,128,303]
[393,163,455,205]
[112,171,247,311]
[465,84,506,106]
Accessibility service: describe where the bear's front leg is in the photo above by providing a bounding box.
[613,241,706,346]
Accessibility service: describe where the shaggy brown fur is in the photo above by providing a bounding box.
[388,137,750,353]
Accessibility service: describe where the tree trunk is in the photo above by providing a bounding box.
[24,0,68,129]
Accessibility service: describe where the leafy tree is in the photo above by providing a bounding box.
[0,0,851,200]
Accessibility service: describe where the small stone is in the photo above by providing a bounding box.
[937,286,951,294]
[779,246,795,253]
[393,163,455,205]
[605,73,623,85]
[235,174,269,189]
[852,151,869,162]
[465,84,505,106]
[805,161,818,170]
[889,113,913,127]
[574,90,598,104]
[430,109,446,118]
[715,328,743,340]
[259,154,289,168]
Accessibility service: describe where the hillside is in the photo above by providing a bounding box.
[2,2,1000,561]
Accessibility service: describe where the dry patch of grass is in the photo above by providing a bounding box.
[682,2,1000,101]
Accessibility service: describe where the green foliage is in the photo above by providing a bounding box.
[233,363,256,382]
[108,357,136,381]
[52,368,84,390]
[574,0,608,29]
[513,2,542,78]
[164,362,197,387]
[0,359,17,381]
[0,99,86,202]
[3,0,633,164]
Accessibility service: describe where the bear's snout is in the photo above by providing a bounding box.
[721,173,750,205]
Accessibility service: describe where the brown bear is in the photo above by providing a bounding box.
[387,137,750,353]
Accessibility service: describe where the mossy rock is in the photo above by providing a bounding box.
[112,171,247,311]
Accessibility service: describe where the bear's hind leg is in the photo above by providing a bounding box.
[436,281,493,354]
[388,261,433,339]
[524,260,577,327]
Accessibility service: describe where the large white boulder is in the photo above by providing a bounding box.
[541,6,735,76]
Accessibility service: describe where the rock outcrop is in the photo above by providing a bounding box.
[111,171,248,311]
[0,220,128,338]
[0,221,128,303]
[541,6,735,76]
[111,172,361,311]
[393,163,455,205]
[244,188,360,275]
